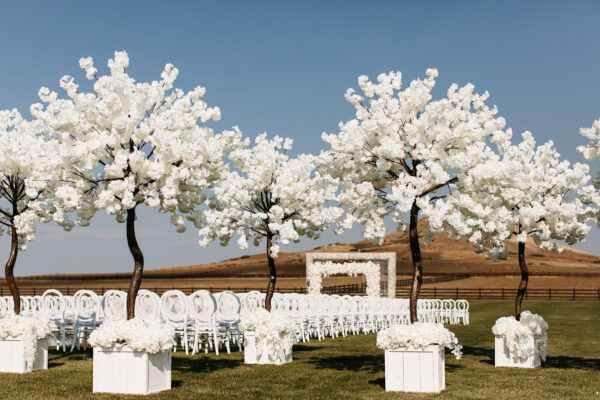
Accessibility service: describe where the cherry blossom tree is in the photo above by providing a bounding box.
[434,132,597,319]
[0,109,74,314]
[322,69,510,323]
[199,134,342,310]
[31,51,244,319]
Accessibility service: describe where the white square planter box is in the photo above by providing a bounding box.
[494,335,542,368]
[93,346,171,395]
[384,345,445,393]
[0,337,48,373]
[244,331,292,365]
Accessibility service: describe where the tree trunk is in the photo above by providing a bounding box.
[515,241,528,321]
[408,201,423,324]
[265,233,277,311]
[5,224,20,315]
[126,207,144,320]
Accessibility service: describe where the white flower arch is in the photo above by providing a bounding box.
[306,252,396,298]
[307,260,381,297]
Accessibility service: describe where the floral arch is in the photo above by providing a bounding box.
[305,252,396,298]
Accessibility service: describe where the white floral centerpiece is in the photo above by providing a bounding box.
[307,261,381,297]
[377,322,463,358]
[377,323,461,393]
[492,311,548,367]
[89,318,175,395]
[88,318,175,353]
[0,315,52,373]
[241,309,298,364]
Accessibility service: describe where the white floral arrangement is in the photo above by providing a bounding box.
[241,309,299,362]
[307,260,381,297]
[492,311,548,361]
[0,315,52,371]
[376,323,463,359]
[88,318,175,353]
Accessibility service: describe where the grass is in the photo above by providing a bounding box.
[0,301,598,399]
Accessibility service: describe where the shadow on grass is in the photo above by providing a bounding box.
[307,355,384,373]
[463,345,600,371]
[461,345,494,366]
[293,344,324,352]
[368,377,385,390]
[173,357,243,373]
[544,356,600,371]
[49,349,93,362]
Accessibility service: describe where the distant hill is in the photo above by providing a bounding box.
[22,220,600,281]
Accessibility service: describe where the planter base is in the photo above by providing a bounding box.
[244,332,292,365]
[494,335,542,368]
[0,338,48,373]
[93,347,171,394]
[385,345,445,393]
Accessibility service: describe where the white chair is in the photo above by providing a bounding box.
[101,290,127,321]
[455,299,470,325]
[70,290,100,352]
[41,289,68,351]
[134,289,160,320]
[160,290,189,354]
[188,290,219,355]
[214,291,242,353]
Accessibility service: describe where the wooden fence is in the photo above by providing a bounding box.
[3,284,598,300]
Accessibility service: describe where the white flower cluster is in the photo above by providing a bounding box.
[0,109,76,249]
[376,322,462,359]
[306,261,381,297]
[199,133,342,257]
[0,315,52,371]
[321,69,509,243]
[30,50,245,232]
[88,318,175,353]
[431,132,598,260]
[492,311,548,361]
[578,119,600,161]
[240,308,298,362]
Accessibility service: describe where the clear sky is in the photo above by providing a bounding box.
[1,1,599,276]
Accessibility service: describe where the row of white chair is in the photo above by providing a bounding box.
[0,291,469,354]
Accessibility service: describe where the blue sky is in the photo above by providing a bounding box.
[1,1,599,275]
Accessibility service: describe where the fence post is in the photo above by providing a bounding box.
[33,288,36,296]
[501,288,504,299]
[549,288,551,300]
[573,288,576,300]
[434,287,436,298]
[478,288,481,299]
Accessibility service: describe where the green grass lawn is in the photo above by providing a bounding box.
[0,301,598,399]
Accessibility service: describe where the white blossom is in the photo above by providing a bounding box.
[200,133,342,257]
[435,131,597,260]
[492,311,548,361]
[30,50,244,229]
[88,318,175,353]
[376,322,462,359]
[322,68,509,243]
[0,315,52,371]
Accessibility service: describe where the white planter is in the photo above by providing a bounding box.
[93,346,171,395]
[244,331,292,365]
[384,345,445,393]
[494,335,542,368]
[0,337,48,373]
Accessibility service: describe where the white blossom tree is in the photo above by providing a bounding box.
[0,109,74,314]
[322,69,510,323]
[31,51,244,319]
[433,131,597,319]
[199,133,342,310]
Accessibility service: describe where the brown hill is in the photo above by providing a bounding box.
[17,220,600,282]
[147,221,600,278]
